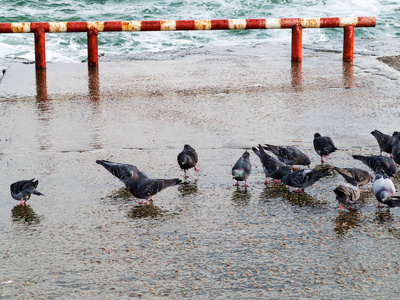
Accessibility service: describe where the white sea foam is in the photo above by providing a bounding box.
[0,0,397,64]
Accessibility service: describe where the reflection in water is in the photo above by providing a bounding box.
[127,205,167,219]
[88,66,103,150]
[334,209,361,235]
[34,66,103,151]
[88,66,100,102]
[35,68,47,102]
[342,61,354,89]
[11,204,41,225]
[291,61,302,92]
[35,68,52,151]
[231,188,251,206]
[178,180,198,198]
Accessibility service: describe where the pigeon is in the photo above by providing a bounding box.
[232,151,251,187]
[352,155,397,177]
[333,183,361,210]
[373,170,400,208]
[281,168,331,192]
[10,179,44,205]
[333,167,373,189]
[126,177,182,204]
[263,144,311,167]
[313,133,338,163]
[392,131,400,164]
[177,144,198,179]
[96,160,148,186]
[252,144,292,184]
[371,130,393,156]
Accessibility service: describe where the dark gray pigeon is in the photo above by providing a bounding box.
[371,130,393,156]
[281,168,331,192]
[10,179,44,205]
[352,155,397,177]
[333,167,373,189]
[392,131,400,164]
[127,177,182,205]
[373,170,400,208]
[177,144,198,179]
[333,183,360,210]
[263,144,311,167]
[232,151,251,187]
[252,144,292,184]
[96,160,148,186]
[313,133,338,163]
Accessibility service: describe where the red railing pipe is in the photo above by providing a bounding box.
[0,17,376,68]
[291,24,302,62]
[343,25,354,61]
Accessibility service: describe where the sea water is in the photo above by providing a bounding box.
[0,0,399,64]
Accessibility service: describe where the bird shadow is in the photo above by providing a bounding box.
[259,183,324,208]
[126,204,169,220]
[11,204,42,225]
[333,209,363,236]
[178,180,199,198]
[231,188,251,207]
[313,163,335,170]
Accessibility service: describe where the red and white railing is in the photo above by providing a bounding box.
[0,17,376,68]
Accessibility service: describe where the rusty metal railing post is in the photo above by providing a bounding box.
[291,24,302,62]
[343,25,354,61]
[87,29,99,67]
[34,28,46,69]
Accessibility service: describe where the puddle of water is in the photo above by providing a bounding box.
[1,47,400,298]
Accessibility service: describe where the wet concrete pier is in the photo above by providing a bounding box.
[0,44,399,298]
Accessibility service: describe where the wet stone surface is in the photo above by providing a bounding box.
[0,45,400,298]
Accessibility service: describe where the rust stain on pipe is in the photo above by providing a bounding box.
[194,20,212,30]
[11,22,31,33]
[228,19,246,30]
[160,20,176,31]
[87,21,105,32]
[301,18,320,28]
[122,21,141,31]
[49,22,67,33]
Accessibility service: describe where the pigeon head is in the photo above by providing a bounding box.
[333,188,347,204]
[242,151,250,159]
[303,154,311,166]
[281,174,290,185]
[377,190,393,202]
[184,144,194,150]
[314,133,321,138]
[393,131,400,140]
[281,165,292,176]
